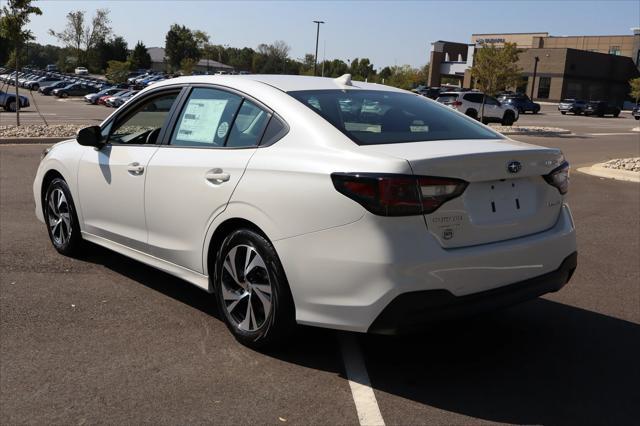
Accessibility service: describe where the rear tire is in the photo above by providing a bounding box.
[613,111,620,118]
[465,109,478,120]
[561,111,567,115]
[43,178,83,256]
[214,229,295,349]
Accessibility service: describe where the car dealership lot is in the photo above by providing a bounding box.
[1,125,638,424]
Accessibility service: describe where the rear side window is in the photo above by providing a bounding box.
[463,93,484,103]
[226,100,270,148]
[170,88,242,147]
[289,89,502,145]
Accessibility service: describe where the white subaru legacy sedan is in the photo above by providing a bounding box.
[33,74,577,347]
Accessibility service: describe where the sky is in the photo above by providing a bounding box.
[9,0,640,69]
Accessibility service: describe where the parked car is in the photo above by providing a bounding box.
[33,74,576,348]
[497,94,541,114]
[0,89,30,111]
[103,90,132,107]
[584,101,621,117]
[632,103,640,120]
[84,87,120,104]
[558,99,587,115]
[415,86,444,100]
[110,90,139,107]
[53,83,98,98]
[436,91,519,125]
[39,81,69,95]
[24,75,59,91]
[46,64,59,72]
[75,67,89,75]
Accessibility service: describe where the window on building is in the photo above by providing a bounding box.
[537,77,551,99]
[609,46,621,56]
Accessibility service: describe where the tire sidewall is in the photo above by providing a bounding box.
[214,229,294,348]
[44,178,82,255]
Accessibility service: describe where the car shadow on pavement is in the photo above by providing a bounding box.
[78,243,639,425]
[358,298,640,425]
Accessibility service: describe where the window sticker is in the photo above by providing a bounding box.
[176,98,228,143]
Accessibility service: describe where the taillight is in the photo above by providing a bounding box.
[451,101,462,107]
[331,173,468,216]
[543,161,570,194]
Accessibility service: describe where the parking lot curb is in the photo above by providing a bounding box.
[578,164,640,183]
[0,137,70,145]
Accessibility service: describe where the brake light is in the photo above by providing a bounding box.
[543,161,570,194]
[451,101,462,107]
[331,173,468,216]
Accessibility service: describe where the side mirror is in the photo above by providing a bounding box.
[76,125,103,148]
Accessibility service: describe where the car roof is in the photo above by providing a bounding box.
[150,74,406,94]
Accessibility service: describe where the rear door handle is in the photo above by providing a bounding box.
[127,162,144,175]
[205,169,230,184]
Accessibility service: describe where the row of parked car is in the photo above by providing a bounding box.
[0,67,176,111]
[556,99,629,118]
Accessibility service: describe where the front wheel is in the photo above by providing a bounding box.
[215,229,295,348]
[43,178,83,256]
[502,111,515,126]
[5,99,17,112]
[561,111,567,115]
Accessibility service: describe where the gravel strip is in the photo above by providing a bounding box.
[489,124,571,135]
[601,158,640,173]
[0,124,82,138]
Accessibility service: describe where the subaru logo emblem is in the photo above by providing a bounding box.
[507,161,522,174]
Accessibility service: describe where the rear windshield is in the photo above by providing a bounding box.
[289,90,501,145]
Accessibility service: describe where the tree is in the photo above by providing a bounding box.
[0,0,42,125]
[48,9,112,66]
[164,24,199,70]
[180,57,197,75]
[105,60,130,83]
[470,42,521,95]
[93,35,127,72]
[129,41,151,70]
[630,77,640,103]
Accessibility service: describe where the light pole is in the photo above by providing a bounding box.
[313,20,325,76]
[530,56,540,100]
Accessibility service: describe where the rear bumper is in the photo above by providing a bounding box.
[369,251,577,334]
[275,204,577,332]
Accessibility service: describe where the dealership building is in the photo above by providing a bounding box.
[427,30,640,104]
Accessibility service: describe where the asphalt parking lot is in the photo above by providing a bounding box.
[1,103,639,424]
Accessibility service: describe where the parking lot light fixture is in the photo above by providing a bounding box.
[313,20,325,76]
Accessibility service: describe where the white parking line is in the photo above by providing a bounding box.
[339,334,385,426]
[587,132,638,136]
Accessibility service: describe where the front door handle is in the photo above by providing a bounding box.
[205,169,231,184]
[127,162,144,175]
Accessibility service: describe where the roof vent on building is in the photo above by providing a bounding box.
[334,74,353,87]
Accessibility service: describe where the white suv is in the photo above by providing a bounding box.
[437,91,519,126]
[74,67,89,75]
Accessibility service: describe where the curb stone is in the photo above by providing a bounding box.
[0,137,71,145]
[578,164,640,183]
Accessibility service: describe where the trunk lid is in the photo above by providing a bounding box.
[360,139,565,248]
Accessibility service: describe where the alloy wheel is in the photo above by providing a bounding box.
[47,188,72,246]
[221,244,273,331]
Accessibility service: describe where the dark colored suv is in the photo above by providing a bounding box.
[558,99,587,115]
[584,101,621,117]
[632,104,639,120]
[499,94,541,114]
